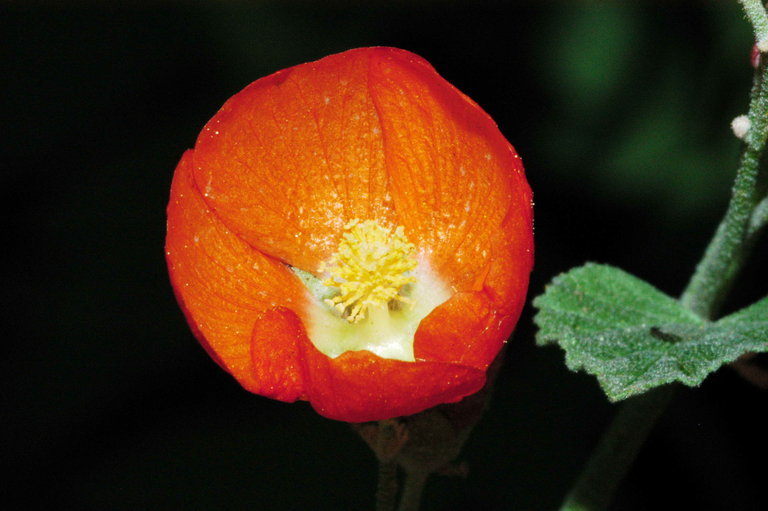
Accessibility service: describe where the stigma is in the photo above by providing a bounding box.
[320,219,418,323]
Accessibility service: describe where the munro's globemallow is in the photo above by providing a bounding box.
[166,47,533,422]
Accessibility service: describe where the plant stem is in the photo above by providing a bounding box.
[559,386,677,511]
[375,420,401,511]
[748,195,768,238]
[559,11,768,511]
[739,0,768,48]
[377,459,399,511]
[398,471,428,511]
[681,56,768,319]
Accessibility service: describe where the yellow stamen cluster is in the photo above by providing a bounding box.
[320,219,418,323]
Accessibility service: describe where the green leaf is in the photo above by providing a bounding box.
[713,295,768,355]
[719,294,768,326]
[533,264,768,401]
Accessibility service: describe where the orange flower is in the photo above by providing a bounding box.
[165,47,533,422]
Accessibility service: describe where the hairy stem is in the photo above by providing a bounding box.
[680,55,768,319]
[376,460,399,511]
[398,471,428,511]
[748,194,768,237]
[375,420,401,511]
[560,386,677,511]
[739,0,768,48]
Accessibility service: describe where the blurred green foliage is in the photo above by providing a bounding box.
[2,1,765,510]
[540,3,748,222]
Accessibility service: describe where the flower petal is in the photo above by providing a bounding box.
[192,48,396,273]
[166,151,307,399]
[414,291,514,370]
[242,306,485,422]
[292,318,485,423]
[367,48,533,293]
[413,212,532,370]
[249,308,305,402]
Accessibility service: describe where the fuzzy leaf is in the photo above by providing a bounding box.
[533,264,768,401]
[718,295,768,327]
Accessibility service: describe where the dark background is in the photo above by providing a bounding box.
[3,1,766,510]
